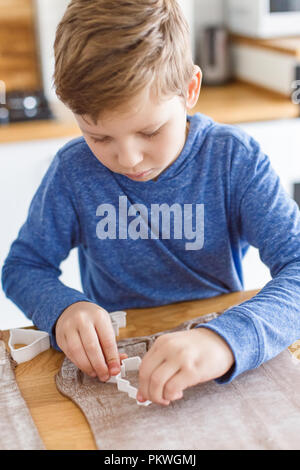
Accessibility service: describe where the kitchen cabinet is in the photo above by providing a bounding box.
[0,0,41,93]
[0,136,83,329]
[1,117,300,329]
[238,118,300,290]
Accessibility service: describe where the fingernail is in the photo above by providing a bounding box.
[100,374,109,381]
[137,392,144,401]
[110,366,120,375]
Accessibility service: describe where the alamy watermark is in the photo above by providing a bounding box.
[0,80,6,105]
[96,196,204,251]
[292,80,300,104]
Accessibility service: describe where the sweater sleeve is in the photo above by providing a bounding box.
[1,151,95,351]
[196,135,300,383]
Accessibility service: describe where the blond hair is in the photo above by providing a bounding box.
[53,0,195,123]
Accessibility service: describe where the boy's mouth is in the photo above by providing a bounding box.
[124,169,153,179]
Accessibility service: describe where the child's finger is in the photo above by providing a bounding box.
[150,361,179,405]
[163,370,189,401]
[137,346,166,402]
[95,312,122,375]
[66,331,96,377]
[79,323,110,380]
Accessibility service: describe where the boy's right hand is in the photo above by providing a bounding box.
[55,301,127,381]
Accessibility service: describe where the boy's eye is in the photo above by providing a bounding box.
[91,129,161,144]
[91,136,110,144]
[142,130,161,139]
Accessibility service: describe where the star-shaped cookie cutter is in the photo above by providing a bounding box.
[107,356,152,406]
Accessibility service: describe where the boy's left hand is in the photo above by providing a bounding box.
[137,328,235,406]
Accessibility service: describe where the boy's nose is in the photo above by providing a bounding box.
[117,150,143,169]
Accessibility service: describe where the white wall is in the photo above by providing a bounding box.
[238,118,300,291]
[34,0,70,103]
[195,0,225,30]
[177,0,196,58]
[0,137,81,330]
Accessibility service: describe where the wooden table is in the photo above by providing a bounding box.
[1,289,270,450]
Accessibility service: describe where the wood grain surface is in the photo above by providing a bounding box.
[0,0,41,92]
[1,290,261,450]
[230,34,300,58]
[0,119,81,143]
[195,80,299,123]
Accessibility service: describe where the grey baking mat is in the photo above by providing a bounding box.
[0,339,45,450]
[56,313,300,450]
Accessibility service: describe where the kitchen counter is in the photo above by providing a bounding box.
[0,81,299,144]
[197,80,299,124]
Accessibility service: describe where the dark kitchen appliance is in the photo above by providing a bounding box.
[0,89,53,126]
[226,0,300,38]
[198,25,231,86]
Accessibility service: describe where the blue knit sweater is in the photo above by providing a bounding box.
[2,113,300,383]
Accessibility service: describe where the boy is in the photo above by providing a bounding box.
[2,0,300,407]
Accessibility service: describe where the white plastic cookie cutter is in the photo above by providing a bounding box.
[8,328,50,364]
[107,356,152,407]
[110,311,127,336]
[8,310,127,364]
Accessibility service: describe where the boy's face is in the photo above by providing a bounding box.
[75,89,190,181]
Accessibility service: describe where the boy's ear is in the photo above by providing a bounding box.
[186,66,202,110]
